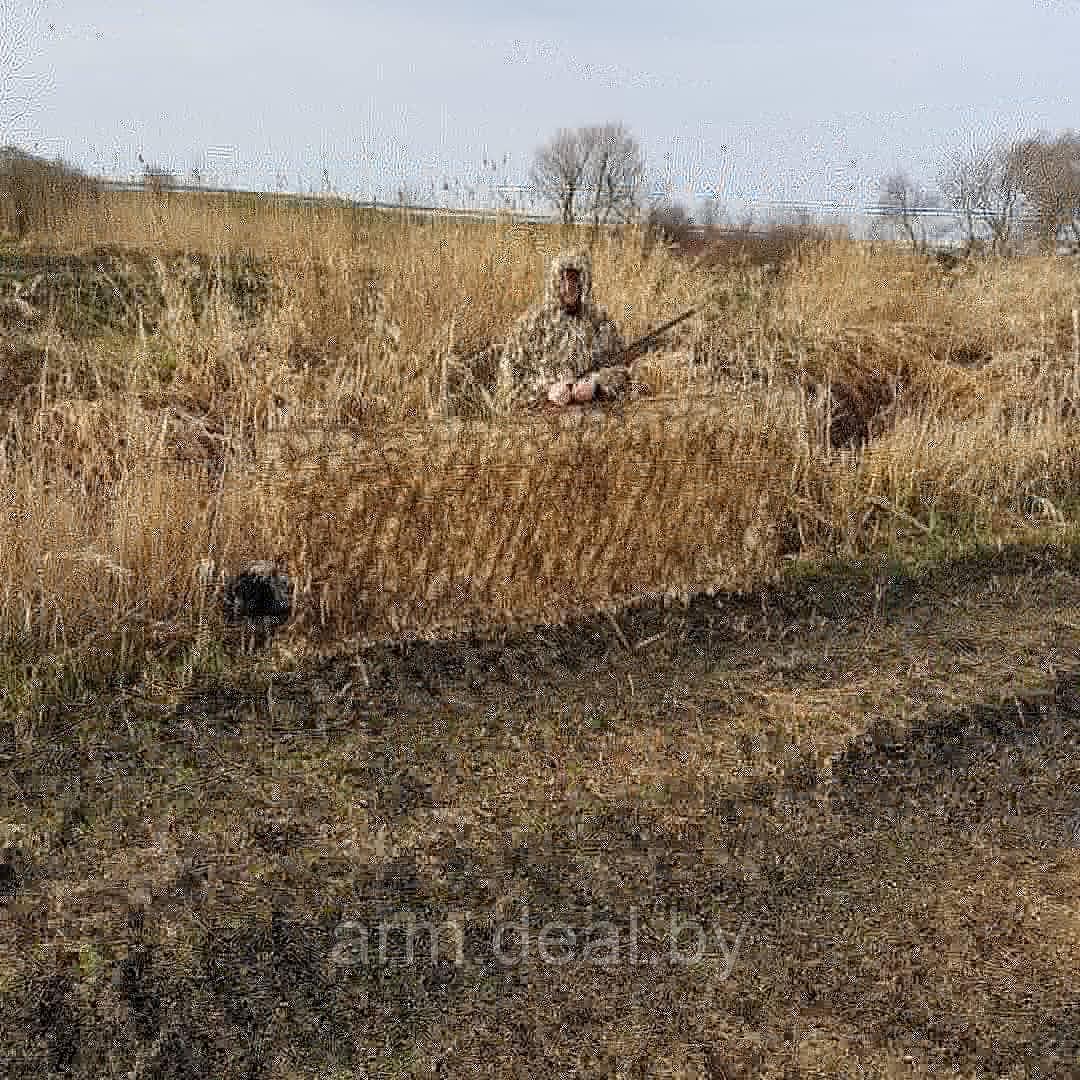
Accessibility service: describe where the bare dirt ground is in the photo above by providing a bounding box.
[2,541,1079,1079]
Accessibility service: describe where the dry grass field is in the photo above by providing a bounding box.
[2,188,1080,662]
[1,181,1079,1078]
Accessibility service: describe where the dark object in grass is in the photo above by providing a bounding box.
[0,847,22,901]
[222,560,292,626]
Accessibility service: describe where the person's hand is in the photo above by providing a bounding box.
[571,375,597,403]
[547,381,573,406]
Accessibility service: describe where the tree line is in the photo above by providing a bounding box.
[529,122,1080,255]
[875,131,1080,255]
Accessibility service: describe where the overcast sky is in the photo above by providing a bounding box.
[2,0,1078,223]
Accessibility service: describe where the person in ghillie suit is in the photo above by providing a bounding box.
[496,249,633,411]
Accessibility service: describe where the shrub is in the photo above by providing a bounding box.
[646,201,697,249]
[697,218,838,269]
[0,146,102,240]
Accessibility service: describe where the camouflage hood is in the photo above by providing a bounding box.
[545,249,594,308]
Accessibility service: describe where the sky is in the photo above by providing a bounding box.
[2,0,1078,226]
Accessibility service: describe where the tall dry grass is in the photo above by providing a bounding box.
[2,188,1080,679]
[0,148,102,239]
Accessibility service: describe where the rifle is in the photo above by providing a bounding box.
[531,307,697,411]
[582,307,697,377]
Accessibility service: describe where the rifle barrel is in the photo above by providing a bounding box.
[621,307,696,359]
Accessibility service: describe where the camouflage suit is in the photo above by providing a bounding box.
[496,249,630,411]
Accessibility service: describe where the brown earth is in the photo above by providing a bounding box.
[1,542,1079,1079]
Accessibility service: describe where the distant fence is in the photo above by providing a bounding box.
[100,180,914,226]
[97,180,1079,253]
[99,179,554,224]
[94,180,925,243]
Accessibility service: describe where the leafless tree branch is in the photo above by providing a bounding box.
[530,123,645,228]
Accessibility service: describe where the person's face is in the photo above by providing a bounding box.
[558,268,582,310]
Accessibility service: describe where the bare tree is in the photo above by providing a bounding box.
[1008,130,1080,252]
[938,141,1025,255]
[582,122,646,229]
[530,128,587,226]
[530,123,645,227]
[879,169,939,253]
[938,150,981,254]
